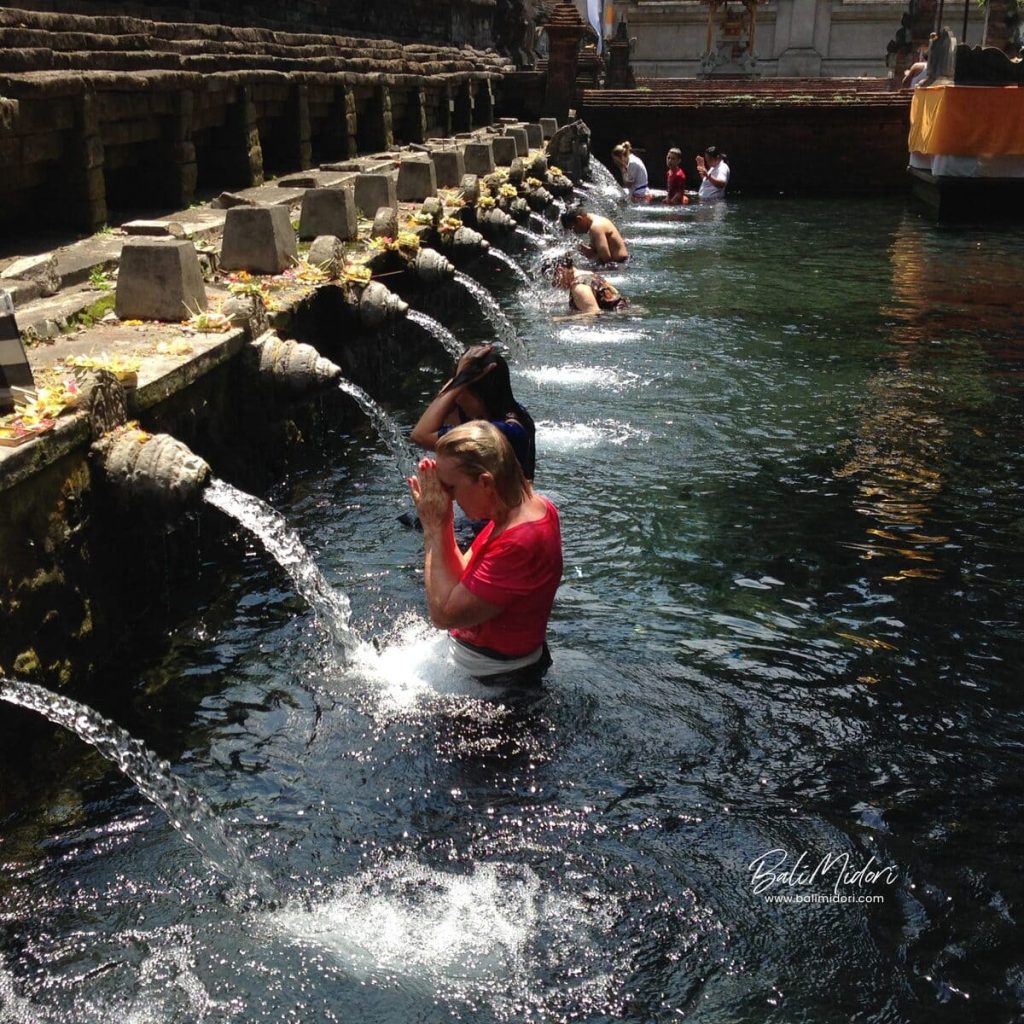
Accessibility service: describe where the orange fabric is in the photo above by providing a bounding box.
[909,85,1024,156]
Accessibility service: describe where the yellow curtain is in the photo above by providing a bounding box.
[909,85,1024,155]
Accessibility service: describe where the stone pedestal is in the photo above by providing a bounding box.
[396,157,437,201]
[525,123,544,148]
[505,126,530,157]
[219,206,297,275]
[463,141,496,175]
[430,148,466,187]
[354,173,397,218]
[491,136,519,166]
[775,0,823,76]
[539,117,559,139]
[1,289,33,415]
[115,239,207,321]
[299,188,358,241]
[606,20,637,87]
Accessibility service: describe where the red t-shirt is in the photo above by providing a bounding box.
[666,166,687,202]
[452,498,563,656]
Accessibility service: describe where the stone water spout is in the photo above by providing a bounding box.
[408,247,455,285]
[250,332,342,394]
[509,197,531,222]
[355,280,410,328]
[442,225,490,260]
[476,207,518,238]
[526,185,555,211]
[91,425,210,507]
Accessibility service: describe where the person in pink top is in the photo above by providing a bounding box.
[408,420,563,686]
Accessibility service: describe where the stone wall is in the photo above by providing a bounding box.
[4,0,499,48]
[606,0,987,79]
[578,80,911,194]
[0,305,436,695]
[0,7,511,231]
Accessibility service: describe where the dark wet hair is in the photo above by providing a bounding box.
[560,205,586,229]
[442,349,536,480]
[704,145,720,159]
[540,251,575,280]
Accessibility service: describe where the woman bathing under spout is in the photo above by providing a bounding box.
[410,345,536,481]
[408,421,563,687]
[545,253,629,316]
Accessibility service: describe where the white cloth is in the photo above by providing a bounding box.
[698,159,730,200]
[624,154,649,198]
[448,635,544,677]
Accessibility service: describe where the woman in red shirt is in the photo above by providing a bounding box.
[408,421,563,686]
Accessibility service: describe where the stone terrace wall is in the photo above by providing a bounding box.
[0,7,511,231]
[2,0,499,48]
[579,80,912,195]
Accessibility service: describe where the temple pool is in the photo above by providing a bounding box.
[2,195,1023,1023]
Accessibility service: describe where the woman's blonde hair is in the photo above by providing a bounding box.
[437,421,527,509]
[611,141,633,160]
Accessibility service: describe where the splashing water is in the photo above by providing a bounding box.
[337,379,418,479]
[527,215,550,237]
[269,857,632,1017]
[407,309,463,362]
[489,247,533,289]
[452,271,521,354]
[204,478,360,660]
[584,158,623,192]
[577,168,624,219]
[0,678,275,904]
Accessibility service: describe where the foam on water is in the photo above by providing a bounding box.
[555,325,647,345]
[628,234,693,247]
[521,364,638,389]
[269,857,622,1014]
[347,614,474,712]
[535,419,652,449]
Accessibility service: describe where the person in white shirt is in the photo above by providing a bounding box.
[696,145,730,201]
[611,141,650,201]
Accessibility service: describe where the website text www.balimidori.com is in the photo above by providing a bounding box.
[747,848,900,904]
[762,892,888,905]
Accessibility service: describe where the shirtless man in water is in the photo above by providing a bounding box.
[560,206,629,265]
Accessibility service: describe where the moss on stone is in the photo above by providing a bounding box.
[13,649,41,676]
[71,294,117,330]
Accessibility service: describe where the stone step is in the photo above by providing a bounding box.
[0,7,510,70]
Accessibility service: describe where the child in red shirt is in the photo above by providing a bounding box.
[666,147,688,205]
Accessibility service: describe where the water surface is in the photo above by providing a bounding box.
[2,196,1023,1023]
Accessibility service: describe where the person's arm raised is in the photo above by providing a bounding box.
[410,386,460,450]
[409,345,495,449]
